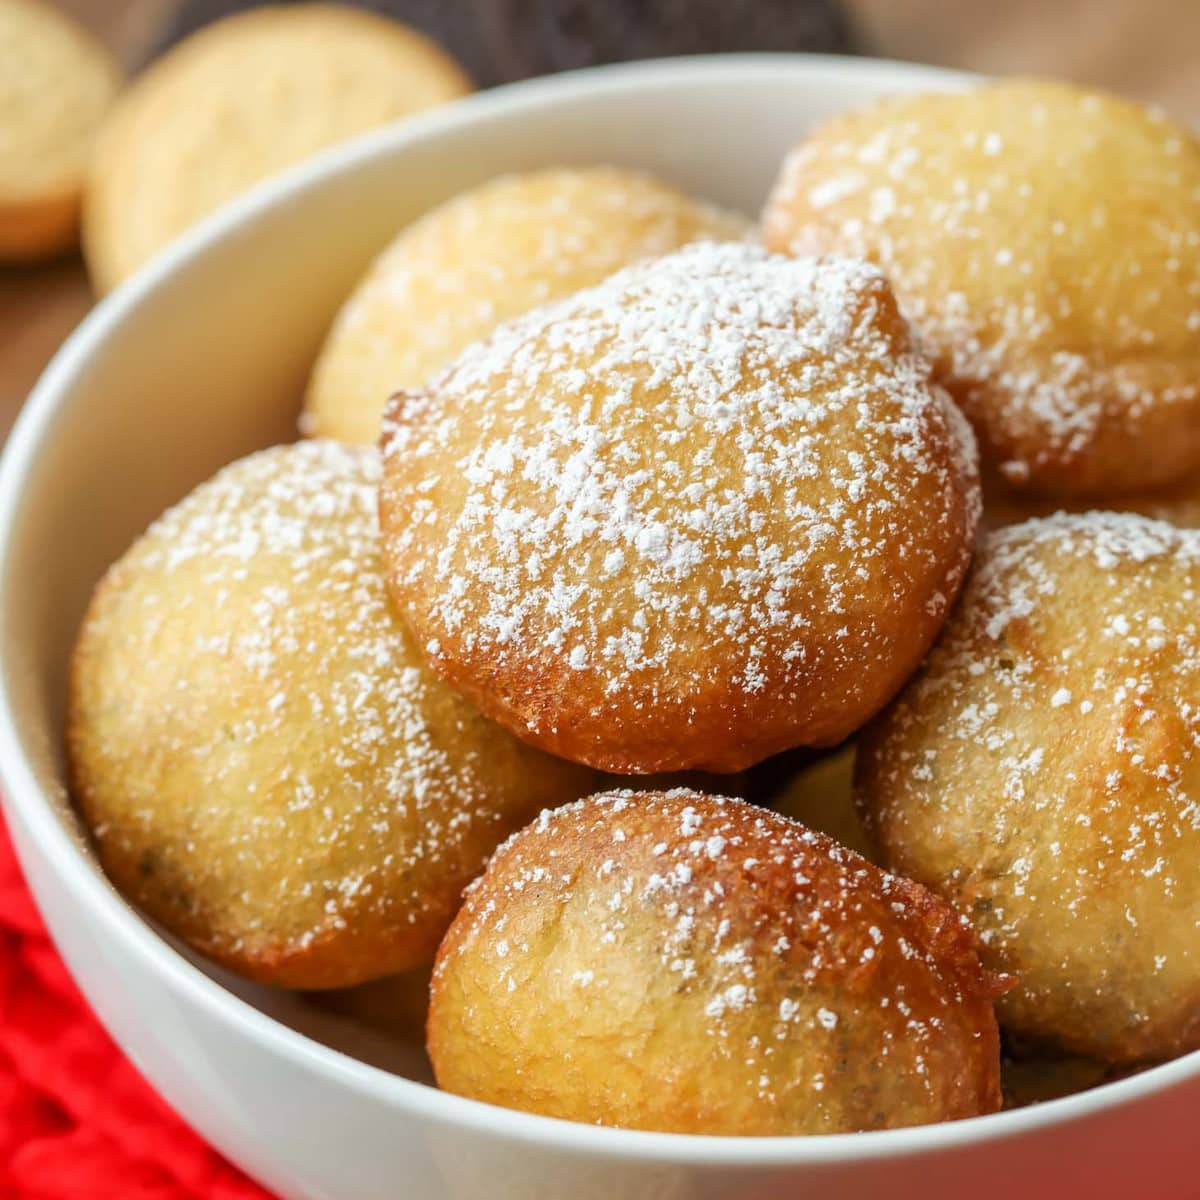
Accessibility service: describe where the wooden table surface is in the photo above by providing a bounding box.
[5,0,1200,440]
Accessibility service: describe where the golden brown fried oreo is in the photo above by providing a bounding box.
[859,512,1200,1061]
[68,441,595,989]
[380,242,980,773]
[764,80,1200,498]
[428,790,1003,1134]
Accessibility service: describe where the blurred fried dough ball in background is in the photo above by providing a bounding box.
[858,513,1200,1062]
[380,242,981,773]
[0,0,121,260]
[68,442,596,990]
[83,4,472,292]
[429,791,1003,1134]
[303,167,750,444]
[764,80,1200,498]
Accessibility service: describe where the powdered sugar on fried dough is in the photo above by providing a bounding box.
[381,241,980,771]
[69,441,593,986]
[764,82,1200,496]
[429,790,1002,1132]
[860,511,1200,1060]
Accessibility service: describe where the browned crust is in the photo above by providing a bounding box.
[378,270,980,776]
[856,515,1200,1061]
[429,791,1003,1133]
[761,80,1200,499]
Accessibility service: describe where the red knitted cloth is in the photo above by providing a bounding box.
[0,816,272,1200]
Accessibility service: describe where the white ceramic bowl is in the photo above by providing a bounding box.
[0,55,1196,1200]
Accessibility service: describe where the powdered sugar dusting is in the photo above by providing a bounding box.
[73,441,588,969]
[303,167,750,442]
[862,511,1200,1055]
[337,168,748,348]
[382,241,979,761]
[764,82,1200,492]
[435,790,997,1125]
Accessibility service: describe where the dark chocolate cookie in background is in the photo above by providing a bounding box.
[473,0,852,83]
[154,0,853,85]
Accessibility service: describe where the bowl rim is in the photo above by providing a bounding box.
[1,51,1197,1168]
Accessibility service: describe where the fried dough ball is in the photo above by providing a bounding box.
[83,4,471,291]
[858,513,1200,1062]
[428,790,1002,1134]
[380,242,981,773]
[0,0,121,259]
[764,80,1200,498]
[68,442,595,990]
[303,167,750,443]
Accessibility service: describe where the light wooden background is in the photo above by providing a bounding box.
[5,0,1200,439]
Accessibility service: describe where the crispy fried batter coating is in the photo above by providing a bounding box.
[764,80,1200,498]
[380,242,980,773]
[428,790,1002,1134]
[303,167,749,443]
[68,442,595,989]
[859,513,1200,1061]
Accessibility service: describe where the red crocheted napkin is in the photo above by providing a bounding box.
[0,816,271,1200]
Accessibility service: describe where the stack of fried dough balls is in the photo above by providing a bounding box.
[69,71,1200,1140]
[2,2,475,276]
[761,75,1200,1072]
